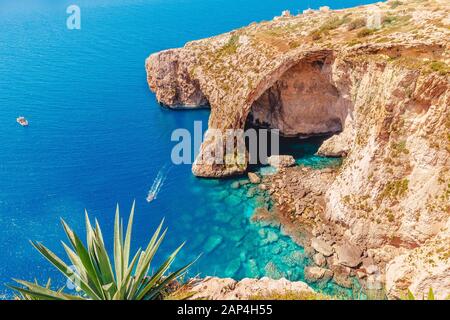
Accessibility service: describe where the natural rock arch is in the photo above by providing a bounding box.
[192,50,353,177]
[246,53,348,137]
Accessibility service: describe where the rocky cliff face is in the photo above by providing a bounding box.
[147,0,449,298]
[146,49,208,108]
[385,218,450,299]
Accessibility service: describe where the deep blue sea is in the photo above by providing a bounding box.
[0,0,375,299]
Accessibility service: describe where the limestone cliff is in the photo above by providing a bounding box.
[146,0,450,298]
[184,277,317,300]
[385,218,450,299]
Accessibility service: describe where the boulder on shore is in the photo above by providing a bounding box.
[311,238,334,257]
[304,266,333,282]
[268,155,296,169]
[335,243,363,268]
[248,172,261,184]
[313,253,327,267]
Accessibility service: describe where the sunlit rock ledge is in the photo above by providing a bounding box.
[185,277,319,300]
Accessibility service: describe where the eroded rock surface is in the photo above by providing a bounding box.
[248,60,346,137]
[147,0,449,179]
[259,163,449,298]
[335,244,363,268]
[385,218,450,300]
[147,0,450,298]
[248,172,261,184]
[311,238,334,257]
[146,49,208,108]
[305,266,333,283]
[189,277,315,300]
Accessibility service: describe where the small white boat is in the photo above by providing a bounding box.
[146,193,155,203]
[146,166,170,203]
[16,116,29,127]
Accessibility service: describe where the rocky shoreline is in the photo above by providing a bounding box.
[249,165,384,297]
[147,0,450,299]
[247,157,450,299]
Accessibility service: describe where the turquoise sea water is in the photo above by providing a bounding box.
[0,0,374,298]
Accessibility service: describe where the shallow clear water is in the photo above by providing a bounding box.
[0,0,374,298]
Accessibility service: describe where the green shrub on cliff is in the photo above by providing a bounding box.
[8,202,195,300]
[391,140,409,157]
[321,16,345,31]
[357,28,376,38]
[348,17,367,30]
[380,179,409,200]
[429,61,449,76]
[389,1,403,9]
[218,34,240,56]
[311,14,352,40]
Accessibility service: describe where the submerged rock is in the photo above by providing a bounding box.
[215,190,229,200]
[239,179,250,187]
[225,258,241,278]
[254,195,267,206]
[258,228,266,239]
[281,251,306,268]
[227,229,245,242]
[264,261,283,279]
[215,211,232,223]
[246,187,256,198]
[278,239,289,248]
[229,217,244,229]
[239,251,246,262]
[251,208,280,229]
[245,259,261,278]
[204,235,223,254]
[271,243,282,255]
[230,181,240,189]
[264,230,279,244]
[226,194,242,206]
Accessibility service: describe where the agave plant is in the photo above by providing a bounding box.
[8,202,195,300]
[403,288,435,300]
[12,279,64,300]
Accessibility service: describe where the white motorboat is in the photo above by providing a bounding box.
[16,116,29,126]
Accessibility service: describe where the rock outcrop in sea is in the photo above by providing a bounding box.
[147,0,450,299]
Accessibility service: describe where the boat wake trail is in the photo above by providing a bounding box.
[146,165,170,202]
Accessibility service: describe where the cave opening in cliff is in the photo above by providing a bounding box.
[244,132,339,170]
[244,55,348,167]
